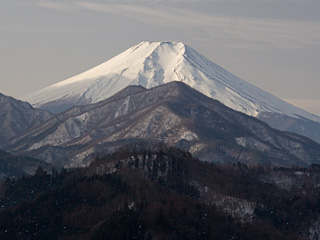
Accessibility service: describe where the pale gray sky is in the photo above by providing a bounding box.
[1,0,320,115]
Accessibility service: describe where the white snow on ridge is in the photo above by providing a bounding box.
[23,41,320,123]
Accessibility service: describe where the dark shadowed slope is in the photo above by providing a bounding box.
[0,93,53,144]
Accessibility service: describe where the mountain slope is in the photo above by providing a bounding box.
[0,149,51,179]
[0,93,53,144]
[7,82,320,168]
[22,41,320,143]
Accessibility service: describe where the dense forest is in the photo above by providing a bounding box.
[1,147,320,240]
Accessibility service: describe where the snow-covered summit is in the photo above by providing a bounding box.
[23,41,320,123]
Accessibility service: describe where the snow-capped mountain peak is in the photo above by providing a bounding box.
[23,41,320,125]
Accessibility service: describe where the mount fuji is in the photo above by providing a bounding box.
[23,41,320,142]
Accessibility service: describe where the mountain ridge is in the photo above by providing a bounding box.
[0,92,53,144]
[6,82,320,168]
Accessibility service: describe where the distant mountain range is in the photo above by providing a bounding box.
[3,82,320,168]
[23,41,320,143]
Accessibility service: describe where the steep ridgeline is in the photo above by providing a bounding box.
[23,41,320,143]
[0,93,53,145]
[6,82,320,168]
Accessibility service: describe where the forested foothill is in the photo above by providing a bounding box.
[1,147,320,240]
